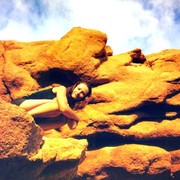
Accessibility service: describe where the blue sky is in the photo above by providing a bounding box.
[0,0,180,55]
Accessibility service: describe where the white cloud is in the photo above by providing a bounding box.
[67,0,165,54]
[0,0,179,55]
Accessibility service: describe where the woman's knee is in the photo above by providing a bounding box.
[50,100,59,109]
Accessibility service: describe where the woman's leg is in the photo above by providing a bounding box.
[40,119,78,131]
[20,99,53,111]
[37,116,68,131]
[27,100,61,118]
[20,99,78,130]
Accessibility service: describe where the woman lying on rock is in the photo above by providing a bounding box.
[12,82,92,130]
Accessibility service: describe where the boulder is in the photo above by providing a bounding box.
[75,144,171,180]
[28,137,88,180]
[0,100,43,179]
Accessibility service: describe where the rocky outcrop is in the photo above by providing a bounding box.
[0,100,87,180]
[0,100,42,179]
[75,144,171,180]
[0,27,179,179]
[1,27,108,100]
[29,137,87,180]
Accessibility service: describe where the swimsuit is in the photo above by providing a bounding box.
[12,88,56,106]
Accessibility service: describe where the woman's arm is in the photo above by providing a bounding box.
[52,86,79,123]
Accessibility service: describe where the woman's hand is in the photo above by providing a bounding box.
[67,119,78,129]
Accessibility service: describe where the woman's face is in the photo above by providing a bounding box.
[71,83,89,101]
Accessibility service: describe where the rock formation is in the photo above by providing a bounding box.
[0,27,179,179]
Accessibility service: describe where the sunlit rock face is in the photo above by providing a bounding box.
[75,144,171,180]
[0,27,179,179]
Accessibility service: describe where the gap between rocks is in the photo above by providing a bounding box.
[75,132,180,151]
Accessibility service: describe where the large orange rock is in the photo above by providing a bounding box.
[28,137,88,180]
[0,100,43,179]
[75,144,171,179]
[0,100,43,158]
[2,27,108,99]
[59,47,180,140]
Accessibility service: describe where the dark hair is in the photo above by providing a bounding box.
[66,81,92,110]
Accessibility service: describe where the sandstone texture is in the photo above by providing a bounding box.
[75,144,171,180]
[0,27,179,179]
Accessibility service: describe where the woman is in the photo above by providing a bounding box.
[12,82,92,130]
